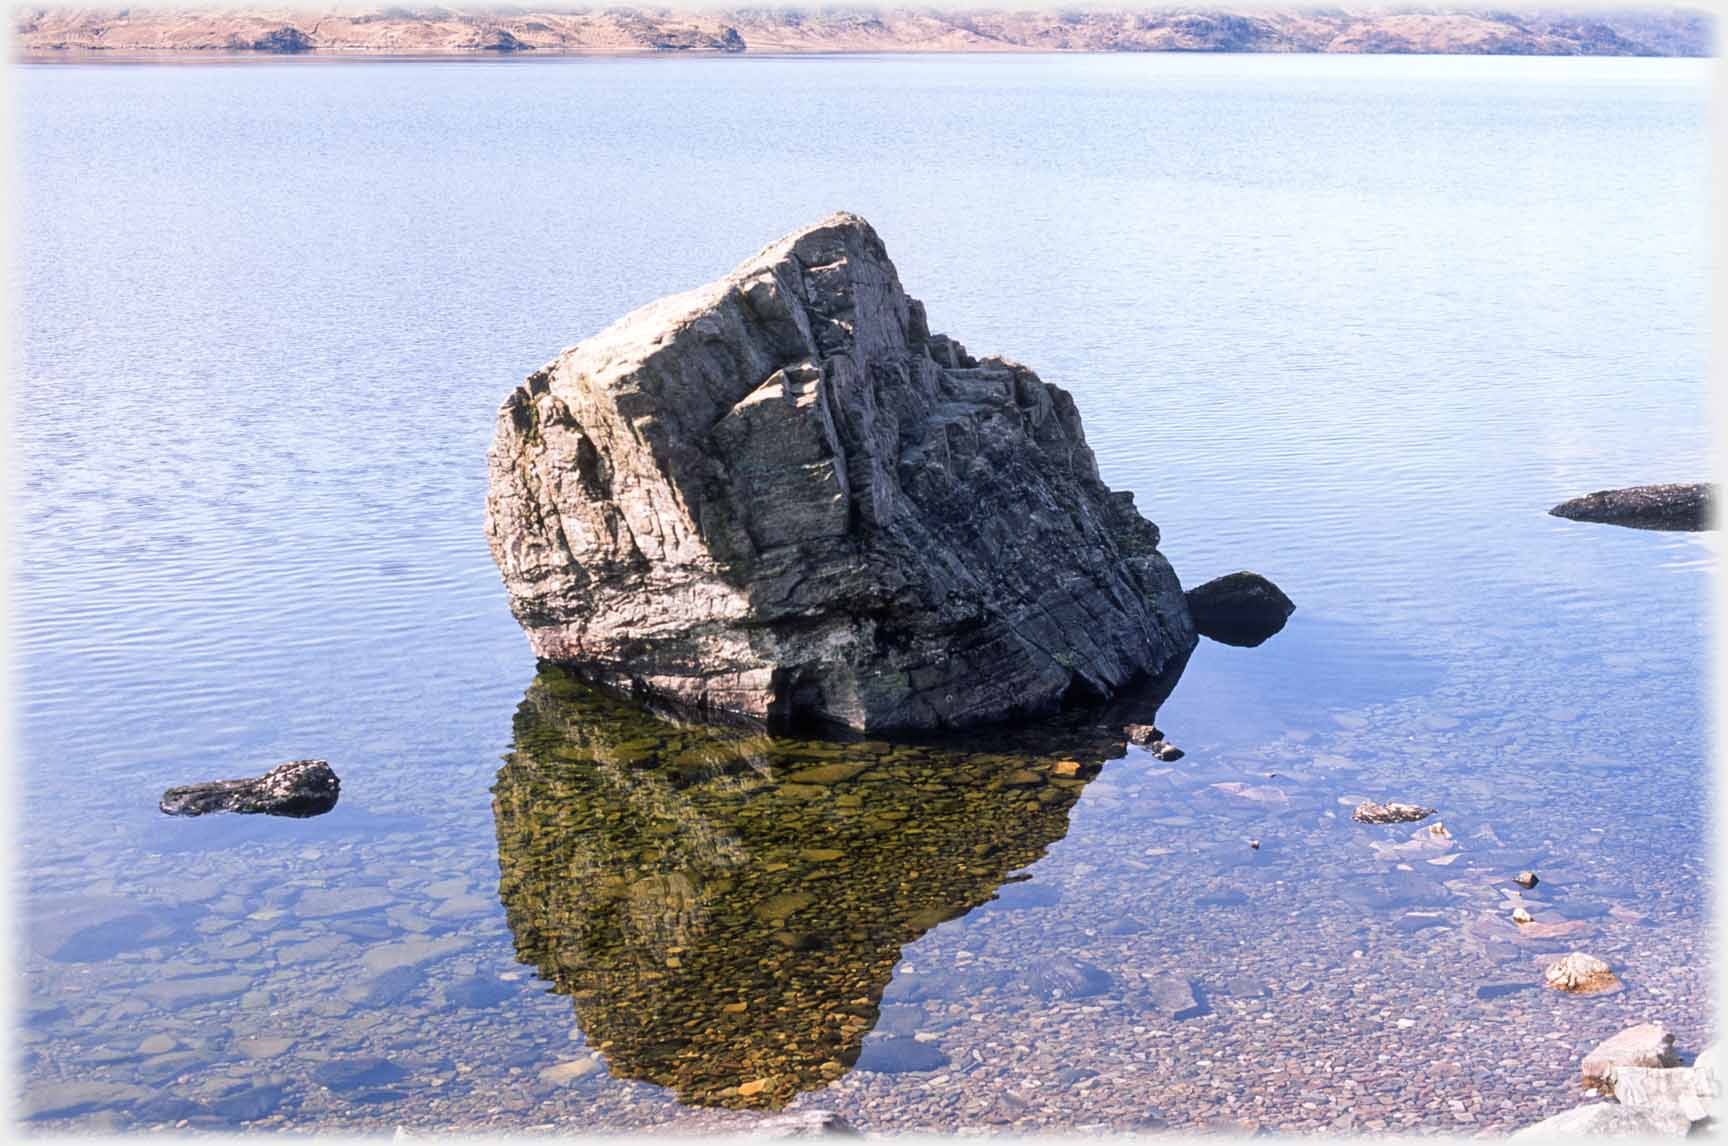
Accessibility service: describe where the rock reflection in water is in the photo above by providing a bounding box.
[492,666,1143,1111]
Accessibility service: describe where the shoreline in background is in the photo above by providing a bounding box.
[15,48,1722,67]
[13,6,1715,60]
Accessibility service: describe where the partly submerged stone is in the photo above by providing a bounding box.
[1123,723,1162,746]
[1184,571,1295,647]
[1549,483,1713,532]
[159,759,340,818]
[1581,1023,1679,1093]
[1544,951,1622,995]
[1352,800,1436,825]
[485,213,1195,731]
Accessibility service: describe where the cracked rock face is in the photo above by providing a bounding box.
[485,213,1195,731]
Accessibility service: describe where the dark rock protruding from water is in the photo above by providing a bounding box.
[1184,571,1295,647]
[485,213,1195,732]
[159,759,340,818]
[1549,483,1713,532]
[1351,800,1435,825]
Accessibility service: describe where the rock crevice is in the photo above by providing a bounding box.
[486,213,1195,731]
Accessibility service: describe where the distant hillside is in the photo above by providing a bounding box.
[13,6,1716,58]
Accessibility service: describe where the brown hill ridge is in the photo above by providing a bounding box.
[14,6,1715,58]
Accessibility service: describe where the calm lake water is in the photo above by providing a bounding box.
[14,53,1713,1134]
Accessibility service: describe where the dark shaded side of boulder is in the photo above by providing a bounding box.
[1184,571,1295,647]
[159,759,340,818]
[1549,483,1713,531]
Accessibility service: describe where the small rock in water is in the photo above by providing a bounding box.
[1184,571,1296,647]
[341,966,424,1009]
[22,1081,152,1121]
[1352,800,1436,825]
[1371,821,1455,861]
[1515,870,1540,889]
[1248,838,1261,850]
[1543,951,1622,995]
[1124,724,1163,747]
[855,1036,948,1074]
[537,1056,601,1086]
[1512,906,1534,924]
[208,1083,284,1122]
[1197,889,1248,908]
[1156,743,1185,762]
[310,1057,407,1092]
[1549,482,1713,532]
[1581,1023,1679,1093]
[1016,956,1113,1001]
[160,759,340,818]
[443,974,516,1010]
[1142,975,1207,1020]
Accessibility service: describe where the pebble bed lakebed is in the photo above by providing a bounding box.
[18,615,1712,1138]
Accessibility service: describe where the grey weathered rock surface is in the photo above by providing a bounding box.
[1608,1065,1711,1122]
[1581,1023,1679,1092]
[485,213,1195,731]
[159,759,340,817]
[1549,482,1713,531]
[1693,1043,1723,1126]
[1508,1101,1692,1138]
[1184,570,1295,647]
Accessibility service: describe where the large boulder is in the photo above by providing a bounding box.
[1550,483,1713,531]
[485,213,1195,731]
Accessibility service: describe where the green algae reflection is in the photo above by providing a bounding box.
[492,666,1136,1111]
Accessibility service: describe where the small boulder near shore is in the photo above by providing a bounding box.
[1544,951,1622,996]
[1184,571,1294,647]
[1352,800,1435,825]
[1550,483,1713,532]
[484,213,1197,732]
[160,760,340,818]
[1582,1023,1680,1093]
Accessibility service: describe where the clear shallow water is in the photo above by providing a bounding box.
[14,53,1712,1133]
